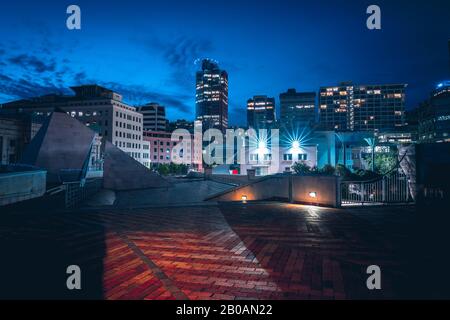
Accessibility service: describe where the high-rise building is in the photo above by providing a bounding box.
[167,119,195,133]
[136,102,167,131]
[448,39,450,73]
[418,81,450,143]
[247,95,276,129]
[279,89,316,129]
[195,59,228,132]
[319,82,406,131]
[1,85,145,163]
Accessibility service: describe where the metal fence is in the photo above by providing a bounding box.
[64,178,103,208]
[341,170,411,205]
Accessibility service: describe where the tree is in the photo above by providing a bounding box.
[364,149,397,175]
[364,137,377,172]
[157,164,170,175]
[335,164,352,178]
[292,162,311,175]
[320,164,335,175]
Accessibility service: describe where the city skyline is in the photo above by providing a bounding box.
[1,0,450,303]
[0,0,449,127]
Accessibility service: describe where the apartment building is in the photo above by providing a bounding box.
[319,82,406,131]
[143,130,203,171]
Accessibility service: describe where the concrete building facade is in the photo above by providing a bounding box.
[240,144,318,176]
[247,95,276,130]
[0,114,42,165]
[280,89,316,129]
[143,130,203,171]
[418,81,450,143]
[136,102,167,132]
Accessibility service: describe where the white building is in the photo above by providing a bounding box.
[240,143,317,176]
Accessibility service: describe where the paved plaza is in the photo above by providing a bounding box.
[2,191,450,300]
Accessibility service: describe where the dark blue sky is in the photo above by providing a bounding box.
[0,0,449,125]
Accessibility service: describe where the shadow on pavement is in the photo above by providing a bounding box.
[219,202,450,299]
[0,195,105,299]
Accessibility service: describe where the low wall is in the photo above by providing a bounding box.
[292,175,341,207]
[206,174,250,186]
[0,170,46,206]
[206,174,341,207]
[206,175,289,202]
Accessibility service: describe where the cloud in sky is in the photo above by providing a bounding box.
[0,37,196,118]
[143,35,214,92]
[1,0,449,126]
[8,54,57,73]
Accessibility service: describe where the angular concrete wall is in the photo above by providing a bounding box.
[292,175,341,207]
[0,170,46,206]
[103,141,170,190]
[20,111,95,184]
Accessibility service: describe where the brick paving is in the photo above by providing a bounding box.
[1,202,448,299]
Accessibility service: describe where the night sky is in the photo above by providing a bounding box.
[0,0,449,125]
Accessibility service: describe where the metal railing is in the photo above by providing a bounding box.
[64,178,103,208]
[341,170,411,205]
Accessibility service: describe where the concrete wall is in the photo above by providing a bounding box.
[415,143,450,206]
[20,112,96,184]
[206,175,289,202]
[206,174,341,207]
[292,175,341,207]
[0,170,46,206]
[207,174,251,186]
[103,141,171,190]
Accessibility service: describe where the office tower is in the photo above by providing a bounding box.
[319,82,406,131]
[247,95,276,129]
[2,85,145,163]
[418,81,450,143]
[448,39,450,73]
[167,119,195,133]
[136,102,167,131]
[195,59,228,132]
[279,89,316,129]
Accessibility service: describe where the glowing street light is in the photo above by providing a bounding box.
[309,192,317,198]
[292,140,300,149]
[258,141,266,150]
